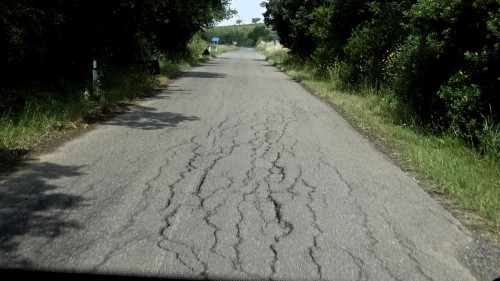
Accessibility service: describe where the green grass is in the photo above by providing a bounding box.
[0,70,154,151]
[257,42,500,241]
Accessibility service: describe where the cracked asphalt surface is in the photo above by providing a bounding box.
[1,48,499,280]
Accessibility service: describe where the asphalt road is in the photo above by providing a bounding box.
[0,48,498,281]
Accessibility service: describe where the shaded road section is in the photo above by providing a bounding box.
[1,49,498,280]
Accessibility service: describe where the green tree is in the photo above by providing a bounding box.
[263,0,323,58]
[263,0,371,61]
[248,25,271,46]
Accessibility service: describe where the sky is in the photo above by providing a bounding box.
[217,0,267,26]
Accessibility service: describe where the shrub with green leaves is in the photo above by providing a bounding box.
[343,1,415,87]
[391,0,500,141]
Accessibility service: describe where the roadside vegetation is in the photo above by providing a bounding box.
[0,1,236,168]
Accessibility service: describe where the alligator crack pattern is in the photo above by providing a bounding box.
[155,102,323,278]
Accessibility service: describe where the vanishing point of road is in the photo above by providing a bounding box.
[1,49,499,280]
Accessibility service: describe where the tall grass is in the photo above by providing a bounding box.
[258,42,500,242]
[0,70,153,152]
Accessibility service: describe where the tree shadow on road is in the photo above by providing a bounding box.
[104,105,199,130]
[0,162,86,267]
[178,71,226,79]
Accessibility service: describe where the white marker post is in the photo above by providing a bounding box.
[92,59,100,97]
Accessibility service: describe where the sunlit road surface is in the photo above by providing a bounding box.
[1,49,498,281]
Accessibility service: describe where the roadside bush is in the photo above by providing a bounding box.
[309,47,336,80]
[389,0,500,146]
[437,73,483,140]
[248,25,272,46]
[343,1,415,88]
